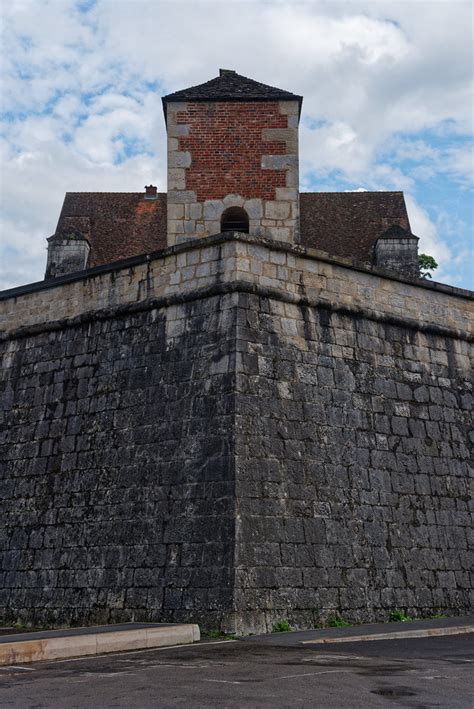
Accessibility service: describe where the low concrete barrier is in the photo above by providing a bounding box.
[0,623,200,665]
[302,624,474,645]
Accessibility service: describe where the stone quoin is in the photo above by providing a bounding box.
[0,70,472,634]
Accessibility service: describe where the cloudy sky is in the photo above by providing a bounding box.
[1,0,473,290]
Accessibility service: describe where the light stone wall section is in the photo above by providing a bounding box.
[1,236,472,346]
[260,100,300,243]
[166,101,300,246]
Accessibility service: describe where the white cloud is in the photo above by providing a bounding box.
[445,145,474,184]
[266,10,410,66]
[300,121,373,177]
[404,193,452,277]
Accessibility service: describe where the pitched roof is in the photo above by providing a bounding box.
[379,224,418,240]
[48,226,89,242]
[299,191,411,263]
[162,69,303,113]
[53,190,411,270]
[55,192,167,268]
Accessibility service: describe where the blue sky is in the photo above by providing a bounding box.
[1,0,472,290]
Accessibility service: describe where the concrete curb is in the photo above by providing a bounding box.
[301,624,474,645]
[0,623,200,665]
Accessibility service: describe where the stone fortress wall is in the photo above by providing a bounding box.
[1,234,472,631]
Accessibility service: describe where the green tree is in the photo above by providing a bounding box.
[418,253,438,279]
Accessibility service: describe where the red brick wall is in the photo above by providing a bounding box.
[177,102,288,202]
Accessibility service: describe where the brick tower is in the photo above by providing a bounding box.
[162,69,302,246]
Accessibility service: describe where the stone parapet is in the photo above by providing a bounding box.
[1,234,472,341]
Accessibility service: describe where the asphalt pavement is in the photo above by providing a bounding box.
[0,630,473,708]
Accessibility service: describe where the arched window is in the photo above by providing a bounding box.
[221,207,249,234]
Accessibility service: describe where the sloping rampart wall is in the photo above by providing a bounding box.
[1,234,472,631]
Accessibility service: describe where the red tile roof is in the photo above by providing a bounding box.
[55,192,167,268]
[299,191,411,263]
[54,190,411,269]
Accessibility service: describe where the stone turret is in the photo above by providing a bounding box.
[45,227,90,279]
[162,69,302,246]
[374,224,420,278]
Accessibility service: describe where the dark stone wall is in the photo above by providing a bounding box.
[374,237,420,279]
[0,286,472,633]
[0,295,236,628]
[233,292,472,633]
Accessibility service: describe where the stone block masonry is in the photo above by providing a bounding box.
[232,293,472,632]
[0,234,473,632]
[0,293,238,628]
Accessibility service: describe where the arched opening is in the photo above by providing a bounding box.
[221,207,249,234]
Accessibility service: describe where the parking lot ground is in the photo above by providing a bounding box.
[247,615,474,646]
[0,632,473,708]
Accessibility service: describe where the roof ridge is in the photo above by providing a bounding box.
[63,190,402,196]
[162,70,302,109]
[301,191,404,195]
[64,191,166,195]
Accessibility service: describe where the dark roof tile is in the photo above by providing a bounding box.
[379,224,418,240]
[163,69,302,108]
[299,191,411,263]
[55,192,167,268]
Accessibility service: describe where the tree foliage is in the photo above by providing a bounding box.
[418,253,438,279]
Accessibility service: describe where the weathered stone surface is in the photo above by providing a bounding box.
[203,200,224,220]
[231,290,472,632]
[189,203,203,220]
[261,154,298,170]
[375,237,420,279]
[0,294,237,629]
[0,234,472,633]
[167,168,186,190]
[167,204,185,220]
[46,233,90,279]
[265,201,291,220]
[244,199,263,220]
[275,188,298,202]
[169,151,192,169]
[278,101,300,116]
[223,194,245,208]
[167,190,196,204]
[167,124,189,138]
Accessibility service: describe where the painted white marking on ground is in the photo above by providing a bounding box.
[52,639,237,664]
[144,662,212,669]
[302,625,474,645]
[302,654,366,662]
[205,679,242,685]
[278,669,352,680]
[0,666,35,671]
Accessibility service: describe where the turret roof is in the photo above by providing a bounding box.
[379,224,418,240]
[162,69,303,112]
